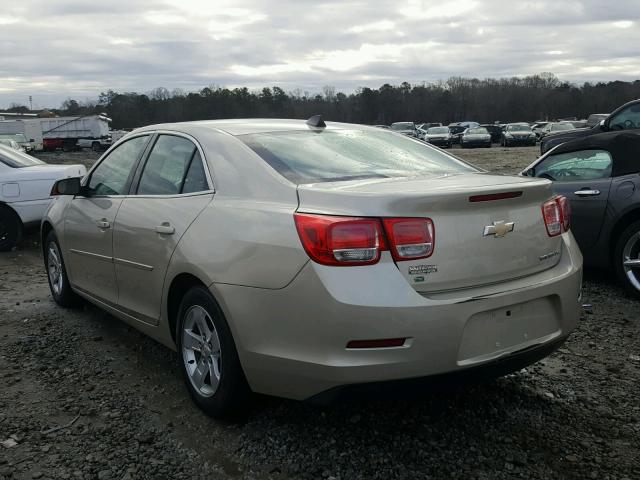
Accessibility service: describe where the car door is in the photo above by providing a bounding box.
[64,134,151,304]
[533,148,613,250]
[112,133,214,325]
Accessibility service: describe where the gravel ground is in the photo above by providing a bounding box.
[1,146,639,479]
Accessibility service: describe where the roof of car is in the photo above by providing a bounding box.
[551,131,640,176]
[134,118,380,136]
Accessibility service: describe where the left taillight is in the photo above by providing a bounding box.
[294,213,386,266]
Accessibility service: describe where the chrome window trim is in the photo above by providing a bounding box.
[80,130,215,199]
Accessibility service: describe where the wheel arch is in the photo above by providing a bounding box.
[609,208,640,265]
[41,220,54,255]
[166,273,214,345]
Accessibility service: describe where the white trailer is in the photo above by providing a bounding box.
[0,120,44,151]
[41,114,112,151]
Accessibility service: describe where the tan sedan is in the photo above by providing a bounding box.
[43,117,583,418]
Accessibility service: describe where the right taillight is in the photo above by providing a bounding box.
[542,196,570,237]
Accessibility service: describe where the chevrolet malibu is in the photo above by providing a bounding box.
[42,117,583,418]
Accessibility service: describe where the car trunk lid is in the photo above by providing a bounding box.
[297,172,563,293]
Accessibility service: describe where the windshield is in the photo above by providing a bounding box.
[390,122,414,131]
[240,130,478,184]
[467,127,488,135]
[427,127,449,134]
[0,145,45,167]
[552,123,575,131]
[507,125,531,132]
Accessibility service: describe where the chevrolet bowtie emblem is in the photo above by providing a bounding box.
[483,221,515,238]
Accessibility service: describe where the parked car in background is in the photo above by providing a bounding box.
[390,122,418,137]
[480,124,503,143]
[566,120,588,129]
[538,122,576,140]
[523,130,640,296]
[532,122,549,138]
[541,99,640,154]
[0,139,25,152]
[460,126,492,148]
[0,145,85,251]
[423,126,452,148]
[42,118,582,418]
[501,124,537,147]
[0,133,33,152]
[418,122,442,130]
[448,125,466,144]
[586,114,609,128]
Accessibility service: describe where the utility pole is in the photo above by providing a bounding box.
[29,96,33,111]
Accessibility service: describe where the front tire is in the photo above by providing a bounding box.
[0,206,22,252]
[44,231,81,307]
[176,286,250,419]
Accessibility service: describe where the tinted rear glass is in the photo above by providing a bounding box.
[239,130,478,184]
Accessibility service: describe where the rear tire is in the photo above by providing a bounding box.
[614,220,640,299]
[176,286,251,419]
[44,231,81,307]
[0,206,22,252]
[91,142,101,152]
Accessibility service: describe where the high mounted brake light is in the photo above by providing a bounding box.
[294,213,435,266]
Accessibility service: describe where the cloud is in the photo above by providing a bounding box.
[0,0,639,108]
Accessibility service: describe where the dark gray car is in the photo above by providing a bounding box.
[523,131,640,296]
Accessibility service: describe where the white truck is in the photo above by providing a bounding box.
[41,114,112,152]
[0,120,44,151]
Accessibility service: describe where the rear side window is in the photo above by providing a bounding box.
[181,151,209,194]
[240,130,477,184]
[137,135,209,195]
[88,135,149,195]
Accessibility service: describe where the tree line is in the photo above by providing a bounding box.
[12,73,640,129]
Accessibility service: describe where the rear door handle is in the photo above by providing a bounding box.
[574,189,600,197]
[155,223,175,235]
[96,219,110,229]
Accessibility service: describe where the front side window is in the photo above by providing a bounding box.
[137,135,207,195]
[88,135,149,196]
[609,103,640,130]
[535,149,613,181]
[240,129,477,184]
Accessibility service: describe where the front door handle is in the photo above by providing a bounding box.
[96,219,110,229]
[574,189,601,197]
[155,223,175,235]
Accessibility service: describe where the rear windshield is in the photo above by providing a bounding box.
[0,145,44,167]
[239,129,478,184]
[467,127,488,134]
[427,127,449,134]
[507,124,531,131]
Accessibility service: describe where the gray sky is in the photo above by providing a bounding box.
[1,0,639,109]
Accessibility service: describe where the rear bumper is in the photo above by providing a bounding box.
[307,335,568,405]
[213,233,582,400]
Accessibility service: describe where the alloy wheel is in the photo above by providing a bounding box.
[47,241,64,296]
[622,231,640,291]
[182,305,222,397]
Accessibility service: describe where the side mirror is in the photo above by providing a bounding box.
[51,177,82,196]
[599,118,609,131]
